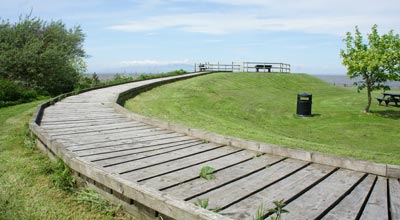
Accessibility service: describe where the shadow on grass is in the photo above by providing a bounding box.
[372,109,400,120]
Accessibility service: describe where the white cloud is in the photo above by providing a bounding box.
[109,12,399,36]
[120,59,191,66]
[109,0,400,35]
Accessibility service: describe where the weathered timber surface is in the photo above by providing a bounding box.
[30,72,399,220]
[360,176,389,220]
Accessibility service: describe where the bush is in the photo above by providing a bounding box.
[0,79,38,107]
[0,15,86,96]
[75,69,189,91]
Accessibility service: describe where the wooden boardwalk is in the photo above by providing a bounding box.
[31,73,400,220]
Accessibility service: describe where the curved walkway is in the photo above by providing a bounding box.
[30,72,399,220]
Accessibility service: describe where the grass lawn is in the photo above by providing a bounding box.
[125,72,400,165]
[0,101,134,220]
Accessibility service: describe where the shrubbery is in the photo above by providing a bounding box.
[0,79,38,107]
[75,69,189,91]
[0,69,190,108]
[0,15,85,96]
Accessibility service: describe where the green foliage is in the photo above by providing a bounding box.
[199,166,216,180]
[0,14,86,96]
[0,78,38,107]
[23,125,36,149]
[51,159,76,192]
[110,74,136,84]
[254,203,267,220]
[195,198,209,209]
[74,188,122,217]
[194,198,221,213]
[136,69,188,80]
[268,200,289,220]
[91,72,100,87]
[75,69,189,91]
[340,25,400,112]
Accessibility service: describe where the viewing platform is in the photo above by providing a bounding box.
[194,62,291,73]
[30,72,399,220]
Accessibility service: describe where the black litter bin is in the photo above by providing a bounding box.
[296,93,312,117]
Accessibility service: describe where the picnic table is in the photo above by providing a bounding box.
[376,92,400,106]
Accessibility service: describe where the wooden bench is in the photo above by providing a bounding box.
[376,97,400,106]
[255,64,272,72]
[198,64,206,72]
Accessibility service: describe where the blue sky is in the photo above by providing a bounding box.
[1,0,400,74]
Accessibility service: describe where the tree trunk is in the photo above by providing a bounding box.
[365,86,372,113]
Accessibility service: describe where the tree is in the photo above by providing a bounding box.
[340,25,400,113]
[91,72,100,87]
[0,15,86,95]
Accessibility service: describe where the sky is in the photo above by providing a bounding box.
[1,0,400,75]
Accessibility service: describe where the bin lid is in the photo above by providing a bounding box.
[298,93,312,97]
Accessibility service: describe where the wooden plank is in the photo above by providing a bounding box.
[44,109,115,114]
[389,178,400,220]
[63,132,186,150]
[43,111,117,116]
[51,102,106,107]
[140,150,259,190]
[40,115,127,124]
[283,169,365,220]
[44,108,115,113]
[52,127,166,142]
[57,130,177,150]
[43,109,121,116]
[121,146,243,182]
[80,140,203,163]
[40,118,128,130]
[360,176,389,220]
[75,138,199,158]
[102,142,223,173]
[40,118,127,126]
[188,159,308,210]
[44,108,122,114]
[163,154,284,200]
[47,121,145,136]
[43,112,121,118]
[322,174,376,220]
[67,134,192,151]
[41,115,126,122]
[220,163,335,220]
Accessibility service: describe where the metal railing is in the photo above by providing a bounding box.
[194,62,241,72]
[195,62,290,73]
[242,62,290,73]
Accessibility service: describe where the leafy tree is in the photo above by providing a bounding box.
[91,72,100,87]
[340,25,400,112]
[0,15,86,96]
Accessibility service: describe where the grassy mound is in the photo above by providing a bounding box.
[125,72,400,165]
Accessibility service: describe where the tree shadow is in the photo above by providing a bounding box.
[372,109,400,120]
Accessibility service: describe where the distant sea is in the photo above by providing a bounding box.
[314,75,400,89]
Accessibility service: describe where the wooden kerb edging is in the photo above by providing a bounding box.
[30,71,400,220]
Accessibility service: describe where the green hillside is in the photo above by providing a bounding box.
[125,72,400,165]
